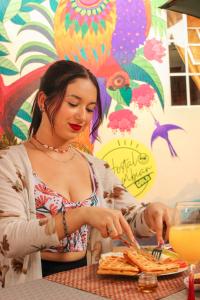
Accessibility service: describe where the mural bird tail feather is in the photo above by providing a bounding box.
[151,119,184,157]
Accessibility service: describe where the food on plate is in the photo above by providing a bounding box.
[161,257,188,268]
[124,250,179,274]
[97,249,182,276]
[97,255,139,276]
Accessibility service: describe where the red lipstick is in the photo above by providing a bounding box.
[69,123,82,131]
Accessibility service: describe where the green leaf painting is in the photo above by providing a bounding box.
[0,23,10,42]
[18,22,55,46]
[107,88,127,107]
[16,41,57,60]
[12,100,34,140]
[123,57,164,109]
[119,86,132,106]
[21,0,45,12]
[0,43,9,56]
[20,54,54,72]
[0,0,22,22]
[12,101,32,140]
[16,109,32,123]
[26,3,54,28]
[49,0,58,13]
[0,57,18,75]
[12,121,28,140]
[11,13,28,25]
[151,0,167,37]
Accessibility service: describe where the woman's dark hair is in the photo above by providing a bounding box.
[28,60,103,140]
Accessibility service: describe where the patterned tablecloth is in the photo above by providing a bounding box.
[1,265,200,300]
[46,264,189,300]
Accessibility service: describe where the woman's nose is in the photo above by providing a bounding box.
[75,107,87,121]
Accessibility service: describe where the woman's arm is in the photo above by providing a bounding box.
[99,161,171,243]
[0,152,60,258]
[55,206,135,243]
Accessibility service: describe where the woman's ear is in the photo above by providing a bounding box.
[37,91,46,112]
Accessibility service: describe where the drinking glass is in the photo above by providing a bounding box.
[169,201,200,300]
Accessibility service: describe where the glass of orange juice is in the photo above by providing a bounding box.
[169,201,200,300]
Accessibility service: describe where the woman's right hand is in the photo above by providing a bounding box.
[82,206,135,242]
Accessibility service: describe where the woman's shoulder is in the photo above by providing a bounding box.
[0,143,25,156]
[0,143,28,165]
[0,144,31,179]
[79,150,110,169]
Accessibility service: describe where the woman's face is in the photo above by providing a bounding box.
[53,77,97,142]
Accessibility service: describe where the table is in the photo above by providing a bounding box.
[0,277,200,300]
[0,279,106,300]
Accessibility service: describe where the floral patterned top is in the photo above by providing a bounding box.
[33,167,98,252]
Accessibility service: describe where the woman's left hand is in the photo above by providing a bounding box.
[144,202,173,244]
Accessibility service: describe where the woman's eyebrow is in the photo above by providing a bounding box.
[66,94,97,104]
[66,94,82,100]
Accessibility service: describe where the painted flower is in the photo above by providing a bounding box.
[106,71,130,90]
[144,38,165,63]
[132,84,155,109]
[108,109,137,132]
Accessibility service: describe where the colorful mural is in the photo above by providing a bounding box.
[0,0,183,156]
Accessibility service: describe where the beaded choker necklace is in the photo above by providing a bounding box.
[32,136,71,153]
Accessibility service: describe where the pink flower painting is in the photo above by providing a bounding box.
[108,109,137,133]
[144,38,166,63]
[132,84,155,109]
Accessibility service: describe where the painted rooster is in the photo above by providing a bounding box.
[54,0,151,79]
[54,0,151,150]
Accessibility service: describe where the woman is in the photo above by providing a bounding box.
[0,60,170,288]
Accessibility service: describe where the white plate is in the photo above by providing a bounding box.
[100,250,188,277]
[157,266,188,277]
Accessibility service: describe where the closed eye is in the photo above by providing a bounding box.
[87,108,95,113]
[67,101,96,113]
[68,102,78,107]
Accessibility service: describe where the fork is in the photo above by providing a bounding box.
[152,222,167,259]
[151,242,164,260]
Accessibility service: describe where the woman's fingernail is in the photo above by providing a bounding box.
[158,240,164,246]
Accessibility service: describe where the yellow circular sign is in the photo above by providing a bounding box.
[96,138,156,199]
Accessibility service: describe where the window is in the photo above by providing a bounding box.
[167,12,200,106]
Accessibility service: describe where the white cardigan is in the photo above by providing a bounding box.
[0,144,153,288]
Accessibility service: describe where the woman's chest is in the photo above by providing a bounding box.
[32,155,95,202]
